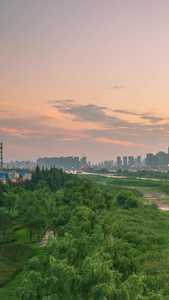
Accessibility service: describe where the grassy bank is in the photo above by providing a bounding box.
[79,174,169,194]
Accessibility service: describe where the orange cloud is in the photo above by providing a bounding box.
[1,127,28,139]
[0,127,90,139]
[1,102,35,111]
[40,110,62,120]
[59,138,79,141]
[94,137,149,148]
[63,131,91,138]
[1,127,19,133]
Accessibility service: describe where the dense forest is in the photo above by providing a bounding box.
[1,168,169,299]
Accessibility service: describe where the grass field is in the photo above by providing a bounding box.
[0,271,24,300]
[79,174,169,195]
[0,244,33,287]
[0,220,47,299]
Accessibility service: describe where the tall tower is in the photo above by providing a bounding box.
[0,143,3,171]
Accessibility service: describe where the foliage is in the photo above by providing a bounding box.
[17,188,50,244]
[0,210,12,243]
[24,166,74,192]
[80,174,169,196]
[85,168,169,181]
[2,171,169,299]
[0,221,21,244]
[0,244,33,287]
[0,180,7,206]
[3,192,17,214]
[117,191,138,208]
[11,179,154,299]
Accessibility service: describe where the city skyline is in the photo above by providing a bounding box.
[1,1,169,162]
[3,146,169,170]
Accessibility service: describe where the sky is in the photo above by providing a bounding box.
[1,0,169,163]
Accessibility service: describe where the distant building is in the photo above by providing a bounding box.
[123,156,127,167]
[104,160,113,168]
[146,153,155,168]
[4,160,36,169]
[37,156,86,170]
[146,151,168,168]
[128,156,134,167]
[155,151,168,168]
[81,156,87,166]
[63,156,74,169]
[137,156,141,168]
[74,157,80,169]
[117,156,122,167]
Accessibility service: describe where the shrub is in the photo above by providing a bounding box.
[117,191,138,209]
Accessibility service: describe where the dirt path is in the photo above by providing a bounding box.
[142,191,169,211]
[37,230,54,247]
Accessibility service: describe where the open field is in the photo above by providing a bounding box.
[79,174,169,211]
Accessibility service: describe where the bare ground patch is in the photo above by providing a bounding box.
[142,191,169,211]
[36,231,54,247]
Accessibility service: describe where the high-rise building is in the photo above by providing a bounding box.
[63,156,74,169]
[137,155,141,168]
[123,156,127,167]
[81,156,87,166]
[128,156,134,167]
[104,160,113,168]
[37,156,85,170]
[155,151,167,168]
[146,153,155,168]
[117,156,122,167]
[74,157,80,169]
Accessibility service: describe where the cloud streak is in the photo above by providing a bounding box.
[93,137,149,148]
[112,109,166,124]
[103,86,124,90]
[52,101,141,129]
[0,110,16,116]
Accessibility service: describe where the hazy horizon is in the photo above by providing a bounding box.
[1,1,169,162]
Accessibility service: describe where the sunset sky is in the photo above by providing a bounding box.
[1,0,169,163]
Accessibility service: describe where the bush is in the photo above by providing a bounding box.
[125,196,138,208]
[117,191,138,208]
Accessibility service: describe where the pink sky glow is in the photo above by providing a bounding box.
[1,1,169,163]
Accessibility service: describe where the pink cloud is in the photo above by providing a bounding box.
[62,132,91,138]
[0,127,90,139]
[94,137,149,148]
[1,127,19,133]
[59,137,79,141]
[1,127,28,139]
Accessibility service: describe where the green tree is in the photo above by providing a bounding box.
[0,180,7,206]
[4,191,17,214]
[117,191,138,208]
[0,210,11,243]
[17,190,48,244]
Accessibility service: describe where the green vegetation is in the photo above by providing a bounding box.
[0,271,25,300]
[116,190,138,208]
[1,168,169,299]
[0,244,33,287]
[80,174,169,195]
[85,168,169,180]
